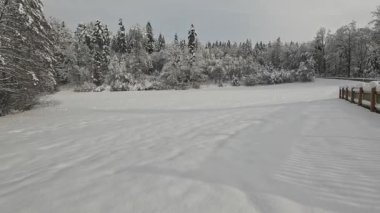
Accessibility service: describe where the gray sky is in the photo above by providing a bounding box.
[42,0,379,43]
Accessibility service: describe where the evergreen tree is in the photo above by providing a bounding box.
[127,25,144,54]
[50,18,75,84]
[145,22,154,54]
[0,0,56,114]
[271,37,282,68]
[174,33,179,45]
[180,40,186,51]
[188,24,197,58]
[238,39,253,58]
[74,23,94,83]
[156,33,166,51]
[91,20,111,86]
[112,19,127,55]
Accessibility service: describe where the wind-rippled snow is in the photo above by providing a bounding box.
[1,79,380,213]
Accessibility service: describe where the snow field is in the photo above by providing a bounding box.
[1,79,380,213]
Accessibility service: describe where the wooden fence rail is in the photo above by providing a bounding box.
[339,85,380,113]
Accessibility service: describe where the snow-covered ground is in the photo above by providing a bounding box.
[1,79,380,213]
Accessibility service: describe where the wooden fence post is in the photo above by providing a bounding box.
[343,88,346,100]
[351,88,355,103]
[358,87,363,106]
[345,88,349,101]
[371,87,377,112]
[339,88,342,99]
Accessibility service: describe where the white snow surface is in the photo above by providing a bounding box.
[1,79,380,213]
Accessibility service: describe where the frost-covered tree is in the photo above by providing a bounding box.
[156,33,166,52]
[353,27,371,77]
[371,6,380,46]
[238,39,253,59]
[174,33,179,45]
[160,44,206,89]
[180,39,186,51]
[73,21,110,86]
[145,22,155,54]
[333,22,357,77]
[50,18,75,84]
[127,25,144,53]
[313,28,327,76]
[270,37,283,68]
[0,0,56,114]
[107,55,132,91]
[112,19,127,55]
[73,23,93,84]
[91,20,111,86]
[367,6,380,77]
[188,24,197,59]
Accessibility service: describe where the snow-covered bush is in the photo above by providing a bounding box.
[243,74,258,86]
[74,82,97,92]
[296,62,315,82]
[125,51,153,78]
[231,76,240,86]
[107,55,157,91]
[151,51,169,73]
[158,46,206,90]
[107,56,131,91]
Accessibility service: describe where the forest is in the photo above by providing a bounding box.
[0,0,380,115]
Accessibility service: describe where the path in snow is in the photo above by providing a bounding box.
[0,79,380,213]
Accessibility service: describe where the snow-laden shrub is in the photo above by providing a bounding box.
[159,50,207,90]
[94,86,106,92]
[243,74,259,86]
[241,62,313,86]
[74,82,97,92]
[125,51,153,78]
[160,63,185,89]
[159,63,206,90]
[107,56,131,91]
[296,62,315,82]
[151,51,169,73]
[231,76,240,86]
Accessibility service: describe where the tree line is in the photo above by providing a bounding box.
[0,0,379,115]
[313,19,380,78]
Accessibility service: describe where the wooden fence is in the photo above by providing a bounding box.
[339,85,380,113]
[325,77,380,83]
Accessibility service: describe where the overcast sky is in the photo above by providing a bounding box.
[42,0,379,43]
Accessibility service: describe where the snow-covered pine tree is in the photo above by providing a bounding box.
[0,0,56,114]
[50,18,75,84]
[72,23,94,84]
[112,19,128,55]
[127,25,144,54]
[270,37,283,68]
[91,20,111,86]
[174,33,179,45]
[125,25,153,78]
[156,34,166,52]
[145,22,154,54]
[188,24,197,60]
[180,40,186,51]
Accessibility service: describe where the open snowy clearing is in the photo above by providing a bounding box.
[1,79,380,213]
